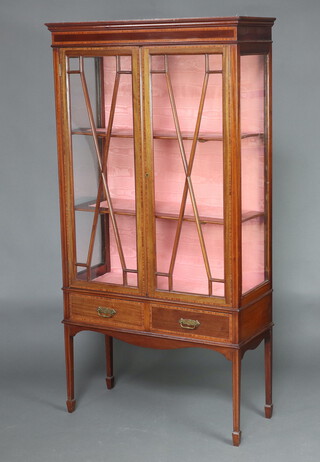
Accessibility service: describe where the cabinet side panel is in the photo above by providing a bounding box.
[240,53,270,294]
[239,294,272,342]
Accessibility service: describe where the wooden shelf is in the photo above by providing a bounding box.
[154,131,264,142]
[241,211,265,223]
[75,199,135,217]
[154,131,224,142]
[72,128,133,139]
[71,128,264,142]
[75,199,264,224]
[156,209,264,224]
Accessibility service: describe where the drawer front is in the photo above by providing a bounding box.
[69,294,144,330]
[150,305,231,342]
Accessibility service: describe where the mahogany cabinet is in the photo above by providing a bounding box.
[46,17,275,446]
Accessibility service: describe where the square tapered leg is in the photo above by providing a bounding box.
[105,335,115,389]
[64,325,76,412]
[232,349,242,446]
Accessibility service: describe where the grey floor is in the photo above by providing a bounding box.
[1,300,319,462]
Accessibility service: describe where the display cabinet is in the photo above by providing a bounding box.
[46,16,275,446]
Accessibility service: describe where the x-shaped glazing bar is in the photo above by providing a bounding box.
[79,57,128,284]
[85,59,120,280]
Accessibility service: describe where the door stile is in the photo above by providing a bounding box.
[57,48,78,287]
[221,45,234,307]
[226,45,242,309]
[53,48,71,289]
[141,47,157,300]
[132,47,147,296]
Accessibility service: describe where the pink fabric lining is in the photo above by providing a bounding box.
[152,54,224,296]
[83,54,267,296]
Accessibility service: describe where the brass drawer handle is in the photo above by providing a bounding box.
[179,318,200,330]
[97,307,117,318]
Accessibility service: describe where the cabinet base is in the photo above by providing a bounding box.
[265,404,273,418]
[63,321,273,446]
[66,399,76,413]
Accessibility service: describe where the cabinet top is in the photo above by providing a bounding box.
[46,16,275,47]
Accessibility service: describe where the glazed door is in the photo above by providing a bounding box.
[60,48,145,295]
[143,46,230,305]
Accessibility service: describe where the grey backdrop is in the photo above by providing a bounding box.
[1,0,319,461]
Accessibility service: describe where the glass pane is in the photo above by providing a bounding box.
[69,58,97,130]
[150,53,224,297]
[68,55,138,287]
[104,56,133,132]
[240,54,268,293]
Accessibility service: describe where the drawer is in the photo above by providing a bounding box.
[150,304,231,342]
[69,294,144,330]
